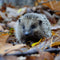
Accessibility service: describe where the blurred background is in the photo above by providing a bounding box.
[0,0,60,11]
[0,0,36,7]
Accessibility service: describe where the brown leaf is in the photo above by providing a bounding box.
[0,33,9,48]
[50,41,60,47]
[0,15,4,22]
[1,3,6,12]
[0,43,13,55]
[0,56,17,60]
[7,21,16,28]
[7,3,15,8]
[3,44,27,55]
[4,56,17,60]
[0,44,26,55]
[26,52,54,60]
[0,25,4,32]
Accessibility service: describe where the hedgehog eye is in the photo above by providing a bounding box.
[39,20,42,25]
[18,19,21,23]
[31,24,36,29]
[22,25,25,29]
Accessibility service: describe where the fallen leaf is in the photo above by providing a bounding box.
[0,15,4,22]
[55,55,60,60]
[0,32,9,48]
[0,25,4,32]
[0,56,17,60]
[26,52,54,60]
[51,25,60,30]
[3,44,27,55]
[0,43,13,54]
[50,41,60,47]
[39,52,54,60]
[31,37,45,47]
[4,56,17,60]
[7,21,16,28]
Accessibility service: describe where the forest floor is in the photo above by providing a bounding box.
[0,3,60,60]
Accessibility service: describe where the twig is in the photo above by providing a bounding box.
[44,48,60,54]
[4,48,60,56]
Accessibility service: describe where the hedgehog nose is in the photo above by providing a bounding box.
[24,32,30,36]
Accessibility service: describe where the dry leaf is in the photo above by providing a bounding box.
[4,56,17,60]
[0,56,17,60]
[0,23,5,27]
[0,43,13,54]
[3,44,27,55]
[51,25,60,30]
[7,21,16,28]
[55,55,60,60]
[0,15,4,22]
[0,44,26,55]
[0,25,4,32]
[1,3,6,12]
[26,52,54,60]
[0,33,9,48]
[7,3,15,8]
[39,52,54,60]
[50,41,60,47]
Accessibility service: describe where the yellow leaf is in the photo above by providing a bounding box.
[35,1,38,6]
[17,7,26,13]
[31,37,45,47]
[52,31,58,36]
[17,8,22,13]
[52,31,55,36]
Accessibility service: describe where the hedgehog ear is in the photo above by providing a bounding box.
[38,20,42,25]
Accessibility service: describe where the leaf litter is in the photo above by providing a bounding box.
[0,3,60,60]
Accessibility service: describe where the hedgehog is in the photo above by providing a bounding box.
[14,13,52,44]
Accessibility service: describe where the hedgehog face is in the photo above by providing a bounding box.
[16,13,51,44]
